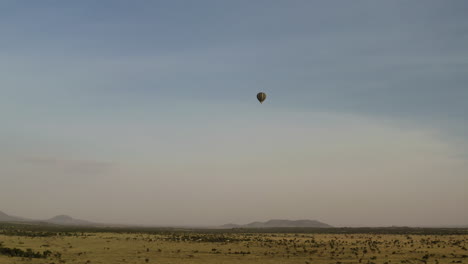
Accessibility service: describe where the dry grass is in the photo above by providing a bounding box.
[1,232,467,264]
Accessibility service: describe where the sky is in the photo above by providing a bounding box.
[0,1,467,227]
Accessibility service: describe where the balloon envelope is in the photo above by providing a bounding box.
[257,92,267,104]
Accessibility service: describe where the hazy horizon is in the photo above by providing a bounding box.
[1,1,467,227]
[2,209,466,228]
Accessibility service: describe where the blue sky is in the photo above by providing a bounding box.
[1,1,467,226]
[2,1,467,126]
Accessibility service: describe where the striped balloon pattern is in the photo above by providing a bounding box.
[257,92,267,104]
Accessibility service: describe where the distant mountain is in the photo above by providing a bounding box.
[0,211,104,226]
[221,219,332,229]
[45,215,97,226]
[0,210,30,222]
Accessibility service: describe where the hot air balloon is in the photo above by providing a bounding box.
[257,92,267,104]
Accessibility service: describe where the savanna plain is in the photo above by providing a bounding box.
[1,224,467,264]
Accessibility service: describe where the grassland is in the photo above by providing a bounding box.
[1,223,467,264]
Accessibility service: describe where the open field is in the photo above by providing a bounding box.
[1,224,467,264]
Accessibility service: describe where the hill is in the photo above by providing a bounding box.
[45,215,98,226]
[0,211,104,226]
[221,219,332,229]
[2,211,334,229]
[0,210,30,222]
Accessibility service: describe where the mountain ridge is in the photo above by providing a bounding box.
[46,214,97,226]
[220,219,332,229]
[0,211,103,226]
[1,211,332,228]
[0,210,30,222]
[3,211,466,228]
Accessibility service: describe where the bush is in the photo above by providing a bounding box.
[0,244,51,259]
